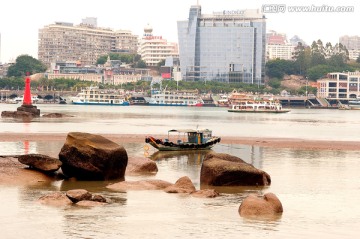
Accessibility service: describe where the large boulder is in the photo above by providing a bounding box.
[18,153,62,173]
[200,152,271,186]
[59,132,128,180]
[238,193,283,218]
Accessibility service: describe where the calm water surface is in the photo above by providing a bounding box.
[0,103,359,238]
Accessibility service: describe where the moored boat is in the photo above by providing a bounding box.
[216,94,230,107]
[228,99,290,113]
[145,129,221,151]
[348,100,360,110]
[70,86,129,106]
[128,96,149,105]
[149,89,203,107]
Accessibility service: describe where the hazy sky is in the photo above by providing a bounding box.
[0,0,358,63]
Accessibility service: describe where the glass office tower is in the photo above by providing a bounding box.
[177,5,266,85]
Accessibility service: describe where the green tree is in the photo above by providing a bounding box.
[7,55,47,77]
[310,40,326,66]
[268,78,282,89]
[306,64,333,80]
[265,59,296,78]
[292,42,311,76]
[135,60,147,68]
[96,55,108,65]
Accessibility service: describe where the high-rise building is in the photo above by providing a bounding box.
[290,35,306,46]
[137,24,179,67]
[339,35,360,50]
[38,19,138,67]
[266,30,294,60]
[266,30,287,45]
[81,17,97,27]
[177,5,266,84]
[267,44,295,60]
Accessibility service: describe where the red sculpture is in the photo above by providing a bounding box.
[23,72,32,105]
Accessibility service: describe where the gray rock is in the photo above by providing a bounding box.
[38,192,73,206]
[66,189,92,203]
[164,176,196,193]
[238,193,283,218]
[59,132,128,180]
[126,157,158,175]
[191,189,220,198]
[18,153,62,173]
[200,152,271,186]
[107,179,173,191]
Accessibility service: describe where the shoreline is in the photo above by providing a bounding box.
[0,132,359,151]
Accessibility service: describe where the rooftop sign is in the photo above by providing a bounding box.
[213,10,245,15]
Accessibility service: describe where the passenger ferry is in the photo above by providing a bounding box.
[148,89,203,106]
[70,86,129,106]
[216,94,230,107]
[228,99,290,113]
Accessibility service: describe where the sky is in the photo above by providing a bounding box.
[0,0,359,63]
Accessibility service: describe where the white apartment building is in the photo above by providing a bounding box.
[138,24,179,66]
[267,44,295,60]
[317,72,360,99]
[339,35,360,50]
[348,49,360,61]
[38,20,138,67]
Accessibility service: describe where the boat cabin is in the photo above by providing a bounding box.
[167,129,213,144]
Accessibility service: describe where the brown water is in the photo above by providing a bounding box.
[1,104,360,238]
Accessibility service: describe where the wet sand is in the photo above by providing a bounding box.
[0,132,359,151]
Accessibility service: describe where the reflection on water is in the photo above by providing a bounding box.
[1,141,360,238]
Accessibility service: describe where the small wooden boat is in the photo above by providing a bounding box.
[145,129,221,151]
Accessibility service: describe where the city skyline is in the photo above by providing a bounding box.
[0,0,358,63]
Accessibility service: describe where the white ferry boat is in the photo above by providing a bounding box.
[228,99,290,113]
[217,94,230,107]
[149,89,203,107]
[12,95,42,104]
[70,86,129,106]
[348,100,360,110]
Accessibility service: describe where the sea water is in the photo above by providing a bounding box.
[0,103,359,238]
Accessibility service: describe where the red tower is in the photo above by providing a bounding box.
[23,72,32,106]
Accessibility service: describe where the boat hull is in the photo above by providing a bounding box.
[228,109,290,113]
[145,135,221,151]
[148,103,203,107]
[153,145,214,151]
[72,101,129,106]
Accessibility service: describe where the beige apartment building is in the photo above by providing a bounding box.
[267,44,295,60]
[138,24,179,66]
[317,72,360,99]
[38,19,138,67]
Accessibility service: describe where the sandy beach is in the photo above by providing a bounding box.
[0,132,359,151]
